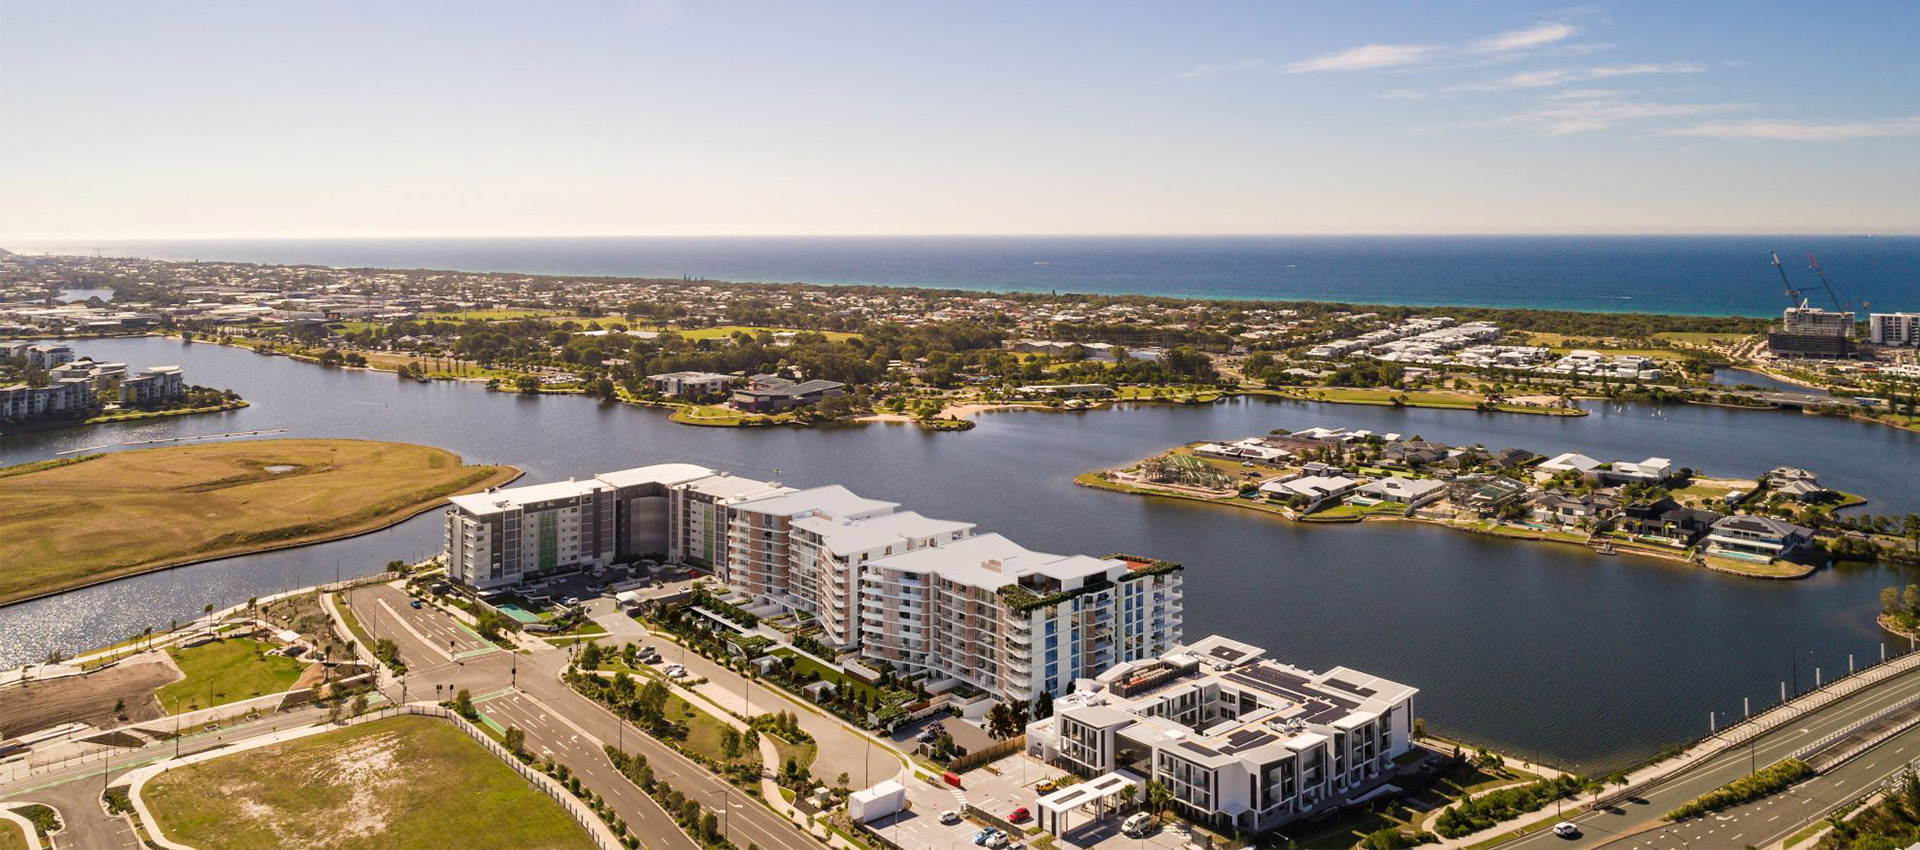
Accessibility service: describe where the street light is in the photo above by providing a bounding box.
[335,555,349,587]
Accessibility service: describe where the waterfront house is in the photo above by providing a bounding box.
[1194,438,1290,464]
[1537,452,1604,476]
[1446,474,1529,517]
[1615,497,1721,545]
[1260,475,1360,509]
[1528,491,1619,530]
[1593,457,1673,485]
[1355,476,1447,507]
[1486,447,1540,470]
[1704,516,1815,563]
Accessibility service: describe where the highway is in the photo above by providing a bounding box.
[1504,662,1920,849]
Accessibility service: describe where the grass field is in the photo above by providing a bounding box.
[0,816,28,850]
[664,692,762,770]
[144,715,593,850]
[0,439,518,604]
[157,638,309,713]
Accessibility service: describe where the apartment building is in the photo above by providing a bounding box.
[0,377,94,421]
[1025,635,1416,836]
[668,473,791,573]
[1871,313,1920,347]
[859,534,1184,703]
[445,478,620,589]
[789,510,975,647]
[723,486,899,601]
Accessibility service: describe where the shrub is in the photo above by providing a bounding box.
[1667,759,1813,821]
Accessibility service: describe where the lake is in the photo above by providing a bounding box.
[2,336,1917,772]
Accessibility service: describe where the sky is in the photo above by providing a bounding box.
[3,1,1918,239]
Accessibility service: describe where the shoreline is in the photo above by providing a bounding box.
[1075,469,1826,580]
[0,450,523,609]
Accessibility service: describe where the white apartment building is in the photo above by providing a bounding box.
[789,510,976,647]
[724,486,899,603]
[668,473,792,573]
[1871,313,1920,347]
[1026,635,1416,836]
[860,534,1184,704]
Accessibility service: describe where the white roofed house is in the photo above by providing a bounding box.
[1259,475,1360,510]
[1704,515,1815,564]
[1025,635,1417,837]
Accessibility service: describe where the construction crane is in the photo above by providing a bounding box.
[1771,251,1806,307]
[1806,254,1866,311]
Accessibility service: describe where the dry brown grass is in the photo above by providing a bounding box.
[0,439,517,604]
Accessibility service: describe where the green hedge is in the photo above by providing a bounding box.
[1667,759,1813,821]
[1434,776,1580,838]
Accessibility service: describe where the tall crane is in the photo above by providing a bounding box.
[1806,254,1864,311]
[1771,251,1806,307]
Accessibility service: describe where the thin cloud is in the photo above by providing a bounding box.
[1585,61,1708,79]
[1471,22,1578,53]
[1281,44,1437,73]
[1459,61,1705,91]
[1175,59,1265,80]
[1667,117,1920,141]
[1490,96,1745,135]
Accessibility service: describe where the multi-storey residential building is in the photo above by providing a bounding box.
[442,463,1185,703]
[1025,635,1416,836]
[118,365,185,405]
[724,486,898,601]
[1871,312,1920,347]
[0,378,94,421]
[668,473,791,574]
[860,534,1183,703]
[790,510,975,647]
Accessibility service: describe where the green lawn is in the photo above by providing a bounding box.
[1312,501,1407,519]
[144,715,593,850]
[665,692,761,770]
[156,638,308,713]
[0,818,27,850]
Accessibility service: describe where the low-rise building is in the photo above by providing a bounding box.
[1354,477,1446,506]
[1615,497,1722,545]
[1705,516,1814,563]
[730,374,848,412]
[1026,635,1416,836]
[647,370,735,399]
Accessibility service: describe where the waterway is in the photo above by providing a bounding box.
[1714,367,1831,396]
[3,336,1918,773]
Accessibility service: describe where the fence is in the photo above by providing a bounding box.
[401,704,624,850]
[948,734,1026,774]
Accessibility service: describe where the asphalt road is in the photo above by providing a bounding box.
[1505,663,1920,849]
[353,586,819,850]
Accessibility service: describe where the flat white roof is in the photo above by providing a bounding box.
[791,511,975,555]
[868,533,1117,591]
[680,473,791,501]
[731,485,898,520]
[594,463,716,489]
[449,478,607,514]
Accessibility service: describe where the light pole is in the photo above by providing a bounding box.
[335,555,349,588]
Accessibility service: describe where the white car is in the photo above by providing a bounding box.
[1122,812,1152,836]
[1553,822,1579,838]
[986,833,1009,849]
[940,810,962,825]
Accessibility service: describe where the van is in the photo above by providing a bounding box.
[1122,813,1152,836]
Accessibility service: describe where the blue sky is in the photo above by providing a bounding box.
[3,1,1916,238]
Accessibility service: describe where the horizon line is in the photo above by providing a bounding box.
[6,230,1914,244]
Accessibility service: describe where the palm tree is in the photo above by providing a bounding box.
[1145,780,1175,824]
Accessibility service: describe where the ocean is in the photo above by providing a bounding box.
[12,235,1917,317]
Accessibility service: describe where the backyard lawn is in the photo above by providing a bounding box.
[144,715,593,850]
[156,638,308,713]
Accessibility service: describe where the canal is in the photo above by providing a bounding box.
[2,336,1917,772]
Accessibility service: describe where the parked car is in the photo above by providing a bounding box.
[1008,807,1030,823]
[939,810,962,825]
[1035,778,1059,793]
[409,598,422,609]
[1553,822,1580,838]
[986,833,1009,849]
[973,828,995,846]
[1122,813,1152,836]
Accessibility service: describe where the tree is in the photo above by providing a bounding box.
[515,374,542,394]
[837,772,851,791]
[505,726,526,755]
[454,688,475,719]
[719,727,743,763]
[987,701,1020,739]
[351,692,369,718]
[1034,690,1054,720]
[1144,780,1174,824]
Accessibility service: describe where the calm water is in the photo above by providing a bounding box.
[3,336,1919,772]
[1714,367,1831,395]
[13,235,1918,316]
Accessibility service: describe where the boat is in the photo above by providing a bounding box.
[1595,541,1617,556]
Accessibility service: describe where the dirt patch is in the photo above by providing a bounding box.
[290,663,329,691]
[0,654,179,738]
[80,730,147,748]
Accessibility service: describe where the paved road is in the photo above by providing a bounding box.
[0,705,331,850]
[1614,721,1920,849]
[354,586,819,850]
[1505,663,1920,849]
